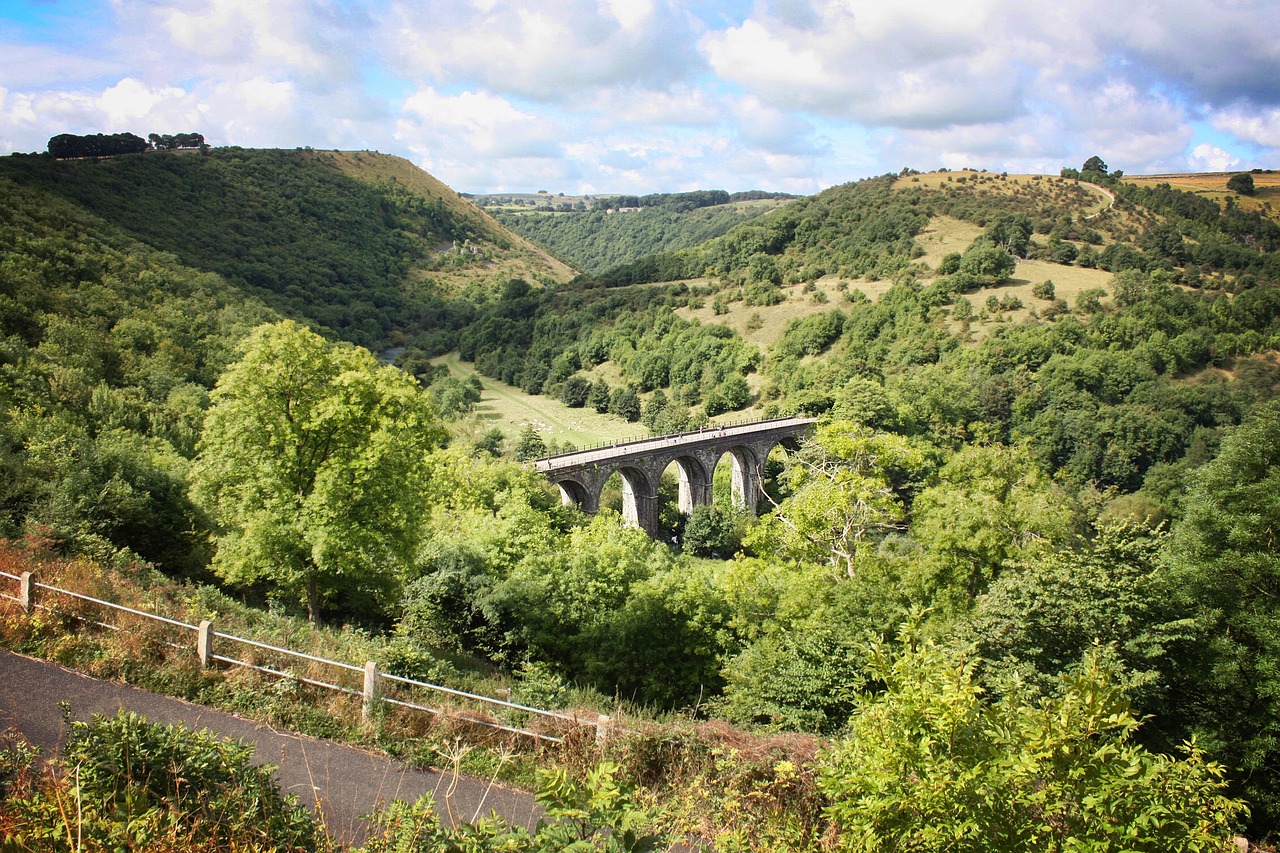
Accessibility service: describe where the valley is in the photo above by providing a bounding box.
[1,145,1279,850]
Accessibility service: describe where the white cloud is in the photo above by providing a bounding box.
[2,0,1278,189]
[1189,143,1240,173]
[147,0,358,81]
[699,2,1027,129]
[98,78,192,125]
[384,0,704,101]
[1211,105,1280,149]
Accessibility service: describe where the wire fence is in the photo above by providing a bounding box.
[0,568,607,746]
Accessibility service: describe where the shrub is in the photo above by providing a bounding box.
[819,631,1246,853]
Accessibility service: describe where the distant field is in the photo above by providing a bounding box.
[1126,171,1280,222]
[433,352,644,449]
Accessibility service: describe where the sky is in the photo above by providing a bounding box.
[1,1,1278,195]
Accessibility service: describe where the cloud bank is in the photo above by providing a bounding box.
[1,0,1276,192]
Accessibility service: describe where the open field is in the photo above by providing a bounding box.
[433,351,645,449]
[1125,170,1280,222]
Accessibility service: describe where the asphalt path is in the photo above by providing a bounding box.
[0,647,542,847]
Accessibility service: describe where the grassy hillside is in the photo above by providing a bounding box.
[7,149,1280,844]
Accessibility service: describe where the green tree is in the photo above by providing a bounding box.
[560,375,591,408]
[588,376,611,412]
[515,424,547,461]
[746,421,928,576]
[681,502,746,557]
[819,630,1246,853]
[191,321,445,624]
[911,443,1078,604]
[1172,401,1280,833]
[959,240,1016,282]
[610,386,642,422]
[984,214,1034,257]
[1226,173,1255,196]
[967,523,1196,711]
[642,389,669,433]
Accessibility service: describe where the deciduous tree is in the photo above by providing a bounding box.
[191,321,445,624]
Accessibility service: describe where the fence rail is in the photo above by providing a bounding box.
[0,570,607,745]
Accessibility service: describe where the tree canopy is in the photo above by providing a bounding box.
[191,321,445,623]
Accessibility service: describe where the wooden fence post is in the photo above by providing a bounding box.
[19,571,34,614]
[363,661,379,722]
[197,620,213,668]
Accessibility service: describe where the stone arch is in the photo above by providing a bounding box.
[776,435,803,454]
[617,465,658,535]
[555,478,593,512]
[721,445,764,513]
[672,455,712,515]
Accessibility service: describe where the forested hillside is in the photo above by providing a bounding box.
[494,196,792,273]
[4,149,1280,848]
[0,149,573,351]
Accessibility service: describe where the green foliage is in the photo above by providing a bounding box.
[716,619,870,734]
[0,175,273,571]
[515,424,547,461]
[818,629,1246,853]
[1171,401,1280,833]
[360,761,668,852]
[429,373,483,419]
[681,503,746,558]
[967,523,1196,711]
[191,320,446,624]
[0,708,317,851]
[0,149,448,350]
[609,387,642,422]
[747,421,929,576]
[959,239,1016,282]
[984,213,1034,257]
[1032,279,1055,300]
[1226,173,1255,196]
[911,443,1079,605]
[498,201,775,274]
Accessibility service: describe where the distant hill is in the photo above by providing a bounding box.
[1126,169,1280,223]
[0,148,573,351]
[494,197,793,274]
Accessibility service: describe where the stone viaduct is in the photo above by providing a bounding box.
[533,417,817,539]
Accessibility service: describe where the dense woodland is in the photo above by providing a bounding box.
[2,146,1280,849]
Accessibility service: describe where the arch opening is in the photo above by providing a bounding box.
[556,478,591,511]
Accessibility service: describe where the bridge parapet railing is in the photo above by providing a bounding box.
[535,415,814,463]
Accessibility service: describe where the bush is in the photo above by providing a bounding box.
[0,709,319,851]
[1227,173,1255,196]
[819,630,1247,853]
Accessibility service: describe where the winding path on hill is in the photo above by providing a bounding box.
[1082,182,1116,219]
[0,648,541,847]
